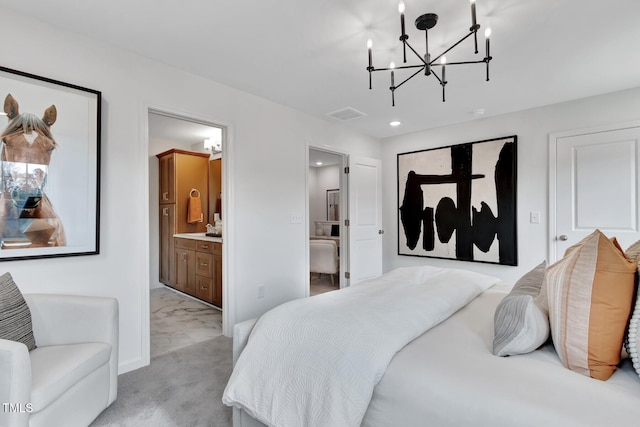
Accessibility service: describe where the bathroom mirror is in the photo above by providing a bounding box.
[327,189,339,221]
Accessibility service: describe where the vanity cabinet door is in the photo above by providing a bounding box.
[175,248,196,295]
[159,205,176,286]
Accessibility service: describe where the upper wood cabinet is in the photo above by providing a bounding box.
[159,154,176,204]
[156,149,210,233]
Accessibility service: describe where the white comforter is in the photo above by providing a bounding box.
[222,266,499,427]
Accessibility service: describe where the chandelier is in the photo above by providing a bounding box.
[367,0,492,105]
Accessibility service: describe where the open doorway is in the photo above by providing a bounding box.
[308,147,347,295]
[148,110,224,358]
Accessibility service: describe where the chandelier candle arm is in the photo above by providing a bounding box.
[390,63,396,106]
[390,62,395,88]
[470,0,477,28]
[367,39,373,89]
[441,56,446,84]
[470,0,480,54]
[440,56,447,102]
[485,28,491,58]
[399,1,408,62]
[485,28,492,81]
[424,29,431,75]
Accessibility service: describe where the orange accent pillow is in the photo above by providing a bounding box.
[545,230,637,380]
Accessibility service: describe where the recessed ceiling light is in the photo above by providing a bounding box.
[316,161,323,166]
[390,121,401,127]
[472,108,486,117]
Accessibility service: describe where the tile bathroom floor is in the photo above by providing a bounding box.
[150,287,223,358]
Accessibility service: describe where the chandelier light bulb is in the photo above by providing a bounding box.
[390,62,396,69]
[440,56,447,65]
[398,1,405,14]
[367,39,373,49]
[485,28,492,39]
[470,0,476,3]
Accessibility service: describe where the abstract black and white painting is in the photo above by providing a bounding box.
[397,136,517,265]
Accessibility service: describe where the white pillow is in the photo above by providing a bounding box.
[493,261,549,357]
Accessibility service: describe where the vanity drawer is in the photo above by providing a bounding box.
[195,275,213,303]
[175,237,197,250]
[197,241,222,255]
[196,241,214,253]
[195,252,213,277]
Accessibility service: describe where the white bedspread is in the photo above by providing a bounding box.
[222,266,499,427]
[362,284,640,427]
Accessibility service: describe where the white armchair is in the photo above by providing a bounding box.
[310,239,339,285]
[0,294,118,427]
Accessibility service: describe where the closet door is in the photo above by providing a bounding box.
[550,122,640,260]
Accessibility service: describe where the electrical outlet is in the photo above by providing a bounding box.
[257,284,265,298]
[290,214,302,224]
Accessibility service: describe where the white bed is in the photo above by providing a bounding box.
[224,267,640,427]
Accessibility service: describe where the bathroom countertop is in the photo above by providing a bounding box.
[173,233,223,243]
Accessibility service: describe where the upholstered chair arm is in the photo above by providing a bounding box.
[0,339,32,427]
[23,294,119,404]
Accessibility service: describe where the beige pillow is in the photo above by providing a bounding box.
[493,261,549,356]
[545,230,636,380]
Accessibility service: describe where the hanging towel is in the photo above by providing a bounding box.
[187,189,203,223]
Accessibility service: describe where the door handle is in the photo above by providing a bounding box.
[378,230,384,235]
[558,235,568,241]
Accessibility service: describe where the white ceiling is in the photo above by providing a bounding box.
[148,112,221,147]
[309,149,341,168]
[4,0,640,139]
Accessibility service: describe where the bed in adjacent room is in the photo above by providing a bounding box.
[223,231,640,427]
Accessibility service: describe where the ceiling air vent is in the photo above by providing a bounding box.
[327,107,366,121]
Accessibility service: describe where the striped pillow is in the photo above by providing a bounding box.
[493,261,549,356]
[545,230,636,380]
[624,240,640,378]
[0,272,36,351]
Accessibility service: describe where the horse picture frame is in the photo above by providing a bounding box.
[0,66,100,261]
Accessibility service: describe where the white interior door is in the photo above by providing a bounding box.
[348,156,383,284]
[550,122,640,261]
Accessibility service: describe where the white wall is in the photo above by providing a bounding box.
[0,7,381,373]
[382,87,640,284]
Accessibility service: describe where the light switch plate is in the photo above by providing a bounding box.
[530,211,540,224]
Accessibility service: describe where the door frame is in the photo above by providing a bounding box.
[306,144,350,296]
[548,120,640,262]
[143,104,235,367]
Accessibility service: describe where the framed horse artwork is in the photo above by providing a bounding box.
[0,66,100,261]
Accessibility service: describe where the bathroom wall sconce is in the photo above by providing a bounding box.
[204,137,222,154]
